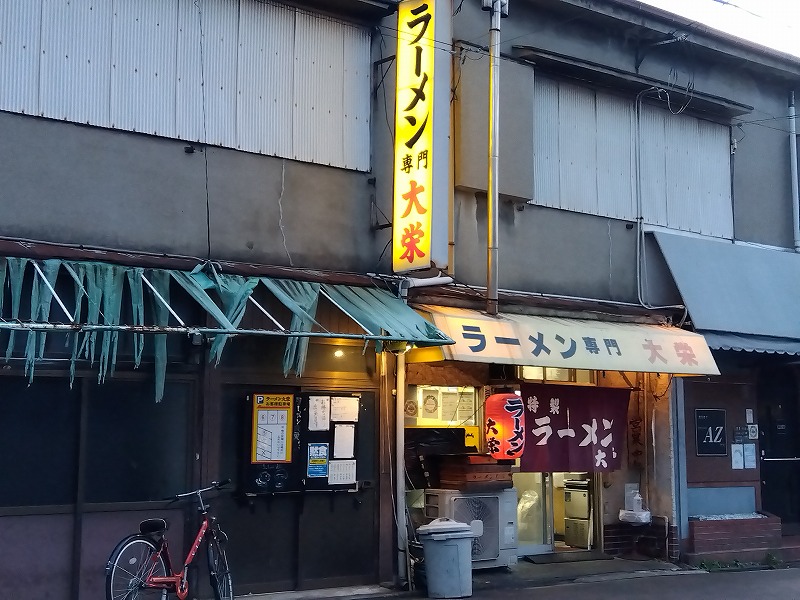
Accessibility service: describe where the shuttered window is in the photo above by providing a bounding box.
[0,0,371,171]
[533,77,733,238]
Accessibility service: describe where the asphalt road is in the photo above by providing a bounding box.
[469,568,800,599]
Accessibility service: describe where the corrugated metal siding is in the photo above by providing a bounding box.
[175,0,204,142]
[342,25,371,171]
[110,0,178,137]
[1,0,371,172]
[293,11,345,167]
[596,91,635,220]
[193,0,238,147]
[40,0,112,125]
[237,0,294,157]
[532,75,732,237]
[664,112,700,233]
[702,121,735,237]
[639,107,668,227]
[558,82,598,214]
[643,105,732,237]
[0,0,41,115]
[532,76,560,208]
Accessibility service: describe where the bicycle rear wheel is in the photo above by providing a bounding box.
[207,531,234,600]
[106,535,169,600]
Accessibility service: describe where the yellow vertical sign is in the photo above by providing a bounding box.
[251,394,294,464]
[392,0,435,273]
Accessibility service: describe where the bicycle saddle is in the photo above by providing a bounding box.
[139,518,169,535]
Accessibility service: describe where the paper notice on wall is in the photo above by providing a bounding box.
[331,396,359,422]
[457,394,475,424]
[421,388,440,417]
[441,391,460,422]
[328,459,357,485]
[309,396,331,431]
[731,443,744,470]
[307,443,329,478]
[333,423,356,458]
[744,443,757,469]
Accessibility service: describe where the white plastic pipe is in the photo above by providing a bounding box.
[789,92,800,252]
[486,0,502,315]
[395,350,408,585]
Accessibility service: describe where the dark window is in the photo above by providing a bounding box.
[0,378,80,506]
[84,380,191,502]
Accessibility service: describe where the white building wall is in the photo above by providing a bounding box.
[0,0,371,172]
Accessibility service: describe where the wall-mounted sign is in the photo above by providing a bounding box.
[695,409,727,456]
[392,0,435,273]
[251,394,294,464]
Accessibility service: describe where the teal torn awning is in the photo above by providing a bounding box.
[0,258,453,400]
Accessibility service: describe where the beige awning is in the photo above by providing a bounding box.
[409,305,719,376]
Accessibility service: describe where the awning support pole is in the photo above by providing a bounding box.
[32,261,74,323]
[246,295,286,331]
[141,273,185,326]
[320,288,374,335]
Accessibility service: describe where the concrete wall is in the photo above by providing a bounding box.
[453,190,643,301]
[0,111,382,272]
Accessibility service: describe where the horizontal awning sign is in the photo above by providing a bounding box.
[412,305,719,375]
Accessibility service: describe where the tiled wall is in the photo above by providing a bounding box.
[604,517,679,561]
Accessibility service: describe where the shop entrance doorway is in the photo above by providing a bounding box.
[759,368,800,533]
[513,472,598,556]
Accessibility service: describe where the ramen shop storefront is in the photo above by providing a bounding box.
[406,305,719,560]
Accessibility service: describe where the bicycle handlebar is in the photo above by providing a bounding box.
[172,479,232,501]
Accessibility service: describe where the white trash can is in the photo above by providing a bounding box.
[416,518,474,599]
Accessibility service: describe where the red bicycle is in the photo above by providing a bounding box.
[105,480,233,600]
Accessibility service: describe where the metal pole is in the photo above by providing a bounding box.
[789,91,800,252]
[395,350,408,586]
[486,0,502,315]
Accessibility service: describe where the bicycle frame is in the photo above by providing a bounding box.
[143,514,212,600]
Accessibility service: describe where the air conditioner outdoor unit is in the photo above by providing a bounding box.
[423,488,518,569]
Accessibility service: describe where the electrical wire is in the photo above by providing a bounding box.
[374,238,392,272]
[195,0,212,260]
[377,29,395,147]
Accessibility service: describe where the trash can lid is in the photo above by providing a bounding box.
[416,517,474,536]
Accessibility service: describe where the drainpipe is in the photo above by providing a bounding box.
[394,275,453,587]
[395,350,408,586]
[789,92,800,251]
[485,0,506,315]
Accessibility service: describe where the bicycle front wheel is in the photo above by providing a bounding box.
[106,535,169,600]
[207,531,234,600]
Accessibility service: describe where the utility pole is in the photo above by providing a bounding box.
[483,0,508,315]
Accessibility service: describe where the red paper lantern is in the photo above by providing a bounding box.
[484,393,526,459]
